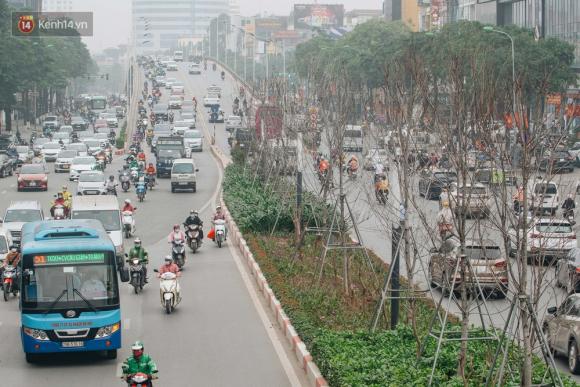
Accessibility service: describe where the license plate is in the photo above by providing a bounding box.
[62,341,84,348]
[179,182,189,186]
[29,182,36,186]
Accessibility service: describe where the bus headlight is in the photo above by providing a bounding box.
[95,322,120,338]
[23,327,50,341]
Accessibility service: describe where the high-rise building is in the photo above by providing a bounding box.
[383,0,420,31]
[192,0,229,38]
[7,0,41,11]
[42,0,73,12]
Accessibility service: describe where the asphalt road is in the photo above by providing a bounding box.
[197,61,580,380]
[0,65,305,386]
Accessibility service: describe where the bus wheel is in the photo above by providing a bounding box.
[106,349,117,359]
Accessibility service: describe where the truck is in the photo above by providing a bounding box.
[155,136,185,177]
[342,125,363,153]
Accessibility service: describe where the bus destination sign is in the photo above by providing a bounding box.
[33,252,105,266]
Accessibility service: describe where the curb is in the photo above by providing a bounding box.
[208,144,328,387]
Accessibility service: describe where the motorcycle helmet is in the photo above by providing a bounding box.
[62,185,68,191]
[216,206,222,211]
[134,238,141,246]
[190,210,198,215]
[165,255,173,263]
[131,341,144,358]
[109,175,114,181]
[125,199,131,204]
[10,245,18,253]
[173,224,180,231]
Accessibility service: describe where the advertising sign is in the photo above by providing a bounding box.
[255,17,287,39]
[293,4,344,29]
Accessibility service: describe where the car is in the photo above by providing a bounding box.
[428,237,508,298]
[156,148,182,178]
[188,63,201,74]
[1,201,44,245]
[208,108,225,123]
[180,112,196,128]
[94,133,111,147]
[115,106,126,119]
[418,169,457,200]
[0,153,15,178]
[58,125,74,135]
[543,294,580,374]
[168,98,183,110]
[181,101,195,111]
[76,130,95,140]
[165,77,177,89]
[508,218,577,262]
[171,158,198,193]
[153,103,169,121]
[363,147,389,171]
[154,76,166,87]
[52,131,71,145]
[32,137,50,155]
[65,142,88,157]
[183,130,203,155]
[82,139,102,156]
[15,145,34,165]
[71,117,88,131]
[203,94,220,107]
[106,116,119,128]
[54,149,78,173]
[229,127,254,149]
[206,85,221,95]
[40,142,62,162]
[69,156,97,181]
[225,115,242,132]
[0,227,14,262]
[449,182,491,218]
[76,171,107,195]
[528,178,559,215]
[94,119,108,130]
[474,167,517,186]
[555,247,580,294]
[539,150,575,173]
[151,132,172,153]
[466,151,492,171]
[166,61,178,71]
[16,163,48,191]
[172,121,190,136]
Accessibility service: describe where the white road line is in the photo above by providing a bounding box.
[123,318,131,330]
[228,242,303,387]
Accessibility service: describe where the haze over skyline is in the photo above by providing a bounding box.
[76,0,382,53]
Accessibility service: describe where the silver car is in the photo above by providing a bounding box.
[544,294,580,374]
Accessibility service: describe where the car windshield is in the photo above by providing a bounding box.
[67,144,87,151]
[158,149,180,158]
[20,164,45,174]
[16,146,29,153]
[72,210,121,231]
[84,140,100,147]
[536,223,573,233]
[4,209,42,222]
[73,157,96,165]
[53,133,69,139]
[58,150,77,158]
[184,131,202,138]
[534,183,557,195]
[43,143,61,150]
[173,163,194,173]
[181,113,194,119]
[0,235,7,254]
[465,245,501,260]
[79,173,104,182]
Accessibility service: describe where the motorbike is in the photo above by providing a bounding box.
[124,372,156,387]
[171,239,186,268]
[122,211,135,238]
[153,269,181,314]
[185,224,202,253]
[145,173,155,190]
[96,158,106,171]
[51,203,68,220]
[347,167,358,180]
[376,188,388,205]
[214,219,226,248]
[120,172,131,192]
[2,265,18,302]
[221,72,225,81]
[130,167,140,183]
[136,182,146,202]
[106,183,118,196]
[126,256,144,294]
[564,208,576,225]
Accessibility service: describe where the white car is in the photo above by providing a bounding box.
[172,121,190,136]
[165,78,176,89]
[2,201,44,245]
[15,145,34,164]
[225,115,242,132]
[76,171,106,195]
[449,183,491,218]
[65,142,88,157]
[183,130,203,155]
[106,116,119,128]
[364,147,389,170]
[32,137,50,154]
[52,131,70,145]
[69,156,97,181]
[0,227,14,262]
[189,64,201,74]
[508,218,577,261]
[82,139,102,155]
[166,61,178,71]
[94,133,111,147]
[180,112,196,128]
[168,98,183,110]
[59,125,73,135]
[203,94,220,107]
[41,142,63,162]
[54,149,78,173]
[528,178,559,215]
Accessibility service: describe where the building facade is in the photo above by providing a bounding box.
[383,0,420,31]
[42,0,73,12]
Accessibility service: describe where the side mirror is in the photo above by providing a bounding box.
[547,306,557,315]
[153,269,159,273]
[195,168,199,172]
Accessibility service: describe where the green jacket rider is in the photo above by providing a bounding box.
[122,341,158,380]
[128,239,148,263]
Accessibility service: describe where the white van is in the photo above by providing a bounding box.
[343,125,363,152]
[71,196,124,262]
[171,159,198,193]
[0,227,14,262]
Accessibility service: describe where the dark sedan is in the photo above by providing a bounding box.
[418,169,457,200]
[539,150,575,173]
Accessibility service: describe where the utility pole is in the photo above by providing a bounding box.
[390,224,402,329]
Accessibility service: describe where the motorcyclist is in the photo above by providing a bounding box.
[221,70,225,80]
[137,151,146,164]
[128,238,148,283]
[375,174,389,199]
[123,198,136,213]
[318,157,329,175]
[51,193,69,218]
[512,185,524,214]
[121,341,158,386]
[167,224,186,244]
[106,175,117,195]
[563,194,576,218]
[347,155,358,175]
[1,246,21,289]
[158,255,181,277]
[436,201,454,239]
[168,111,174,124]
[184,210,204,241]
[146,163,156,175]
[211,206,227,240]
[61,185,72,206]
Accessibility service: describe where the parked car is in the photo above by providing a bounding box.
[54,149,79,173]
[1,200,44,245]
[449,183,491,218]
[418,169,457,200]
[555,247,580,294]
[428,237,508,298]
[17,163,48,191]
[76,171,106,195]
[508,218,576,262]
[528,178,559,215]
[539,150,575,173]
[543,294,580,374]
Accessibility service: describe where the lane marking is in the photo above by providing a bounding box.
[228,241,303,386]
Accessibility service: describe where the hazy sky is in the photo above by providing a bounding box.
[77,0,383,53]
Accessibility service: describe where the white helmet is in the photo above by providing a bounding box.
[125,199,131,204]
[164,255,173,263]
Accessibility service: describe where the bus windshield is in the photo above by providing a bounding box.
[90,98,106,110]
[21,251,119,310]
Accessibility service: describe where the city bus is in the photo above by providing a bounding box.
[19,219,128,363]
[89,95,107,115]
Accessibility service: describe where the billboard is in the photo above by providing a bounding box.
[293,4,344,29]
[255,17,287,39]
